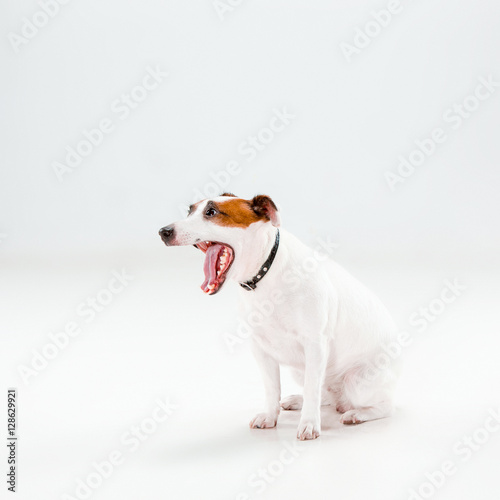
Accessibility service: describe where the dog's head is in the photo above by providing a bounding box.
[159,193,280,295]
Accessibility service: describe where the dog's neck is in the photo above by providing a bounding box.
[229,223,279,284]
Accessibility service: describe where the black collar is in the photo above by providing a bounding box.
[240,229,280,291]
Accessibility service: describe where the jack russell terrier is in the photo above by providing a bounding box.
[159,193,399,440]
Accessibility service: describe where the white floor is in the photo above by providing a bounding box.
[2,246,500,500]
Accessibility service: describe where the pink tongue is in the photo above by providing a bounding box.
[201,244,223,290]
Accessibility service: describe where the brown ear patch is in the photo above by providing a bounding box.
[211,198,267,228]
[220,192,237,197]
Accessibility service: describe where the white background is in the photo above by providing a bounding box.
[1,1,500,499]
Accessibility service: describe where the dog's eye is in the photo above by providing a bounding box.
[205,207,217,217]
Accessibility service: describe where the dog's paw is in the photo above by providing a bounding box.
[296,420,320,440]
[249,413,277,429]
[340,409,364,425]
[281,395,303,411]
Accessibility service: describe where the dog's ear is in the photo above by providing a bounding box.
[251,195,280,227]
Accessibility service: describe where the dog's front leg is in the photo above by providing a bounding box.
[297,338,328,440]
[249,340,281,429]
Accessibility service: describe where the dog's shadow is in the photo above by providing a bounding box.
[268,406,350,436]
[154,407,392,465]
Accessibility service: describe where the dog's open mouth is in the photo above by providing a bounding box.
[194,241,235,295]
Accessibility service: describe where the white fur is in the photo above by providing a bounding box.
[165,196,399,440]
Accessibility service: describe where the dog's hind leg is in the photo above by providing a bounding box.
[340,401,394,425]
[338,365,397,425]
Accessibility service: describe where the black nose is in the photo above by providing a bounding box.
[159,226,175,244]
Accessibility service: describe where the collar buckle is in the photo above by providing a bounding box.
[240,282,256,291]
[239,229,280,292]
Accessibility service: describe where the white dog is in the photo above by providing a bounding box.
[159,193,399,440]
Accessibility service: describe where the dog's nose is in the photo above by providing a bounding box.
[159,225,175,244]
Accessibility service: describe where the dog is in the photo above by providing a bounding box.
[159,193,399,440]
